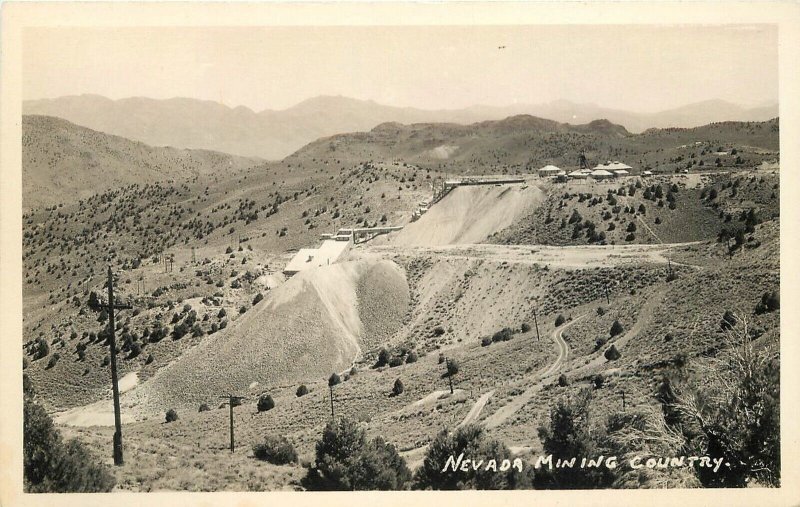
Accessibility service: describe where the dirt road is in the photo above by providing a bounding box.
[457,390,495,428]
[482,314,586,429]
[359,242,696,269]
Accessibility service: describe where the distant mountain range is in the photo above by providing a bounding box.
[23,95,778,160]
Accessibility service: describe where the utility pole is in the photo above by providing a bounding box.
[604,285,610,305]
[329,388,335,419]
[445,358,454,394]
[621,390,627,411]
[98,266,132,466]
[219,394,244,452]
[532,307,541,342]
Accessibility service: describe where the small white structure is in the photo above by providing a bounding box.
[594,160,633,172]
[590,169,615,180]
[613,169,630,177]
[283,238,352,275]
[642,170,654,177]
[538,165,565,177]
[568,169,591,179]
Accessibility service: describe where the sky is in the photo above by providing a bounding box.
[23,25,778,113]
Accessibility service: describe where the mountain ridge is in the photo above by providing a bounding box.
[24,94,777,160]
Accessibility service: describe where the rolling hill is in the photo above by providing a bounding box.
[22,115,260,209]
[289,115,779,175]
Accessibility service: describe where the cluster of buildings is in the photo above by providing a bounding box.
[537,161,640,181]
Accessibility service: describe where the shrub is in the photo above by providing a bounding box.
[24,399,116,492]
[145,353,154,365]
[657,319,779,486]
[253,435,298,465]
[257,394,275,412]
[46,353,60,370]
[23,373,35,399]
[165,409,178,423]
[558,374,569,387]
[521,323,531,333]
[389,356,404,368]
[596,307,605,316]
[32,338,50,360]
[438,353,445,364]
[720,310,737,331]
[376,347,390,367]
[446,359,460,376]
[328,373,341,387]
[433,326,445,337]
[481,337,493,347]
[199,403,210,412]
[128,342,141,359]
[610,320,624,337]
[296,384,309,397]
[87,291,100,311]
[592,374,605,389]
[405,351,418,364]
[393,379,404,396]
[594,336,608,351]
[492,327,514,343]
[414,424,531,489]
[555,314,566,327]
[604,344,621,361]
[755,291,780,314]
[253,293,264,305]
[303,417,411,490]
[536,391,612,489]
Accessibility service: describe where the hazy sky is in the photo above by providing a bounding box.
[23,25,778,113]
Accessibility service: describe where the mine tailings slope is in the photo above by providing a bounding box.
[391,183,545,246]
[125,259,409,415]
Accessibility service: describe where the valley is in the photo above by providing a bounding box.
[21,113,780,491]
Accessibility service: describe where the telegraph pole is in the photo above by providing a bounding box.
[219,394,244,452]
[445,358,454,394]
[604,285,610,305]
[532,307,541,342]
[99,266,132,466]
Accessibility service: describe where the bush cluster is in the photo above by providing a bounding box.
[253,435,298,465]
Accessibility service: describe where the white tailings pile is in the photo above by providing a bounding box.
[119,259,409,416]
[391,184,544,246]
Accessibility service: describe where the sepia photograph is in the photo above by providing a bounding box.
[1,2,799,505]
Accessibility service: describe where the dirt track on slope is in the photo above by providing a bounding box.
[482,314,586,430]
[361,242,695,269]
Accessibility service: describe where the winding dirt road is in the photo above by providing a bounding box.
[399,314,587,468]
[482,314,586,429]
